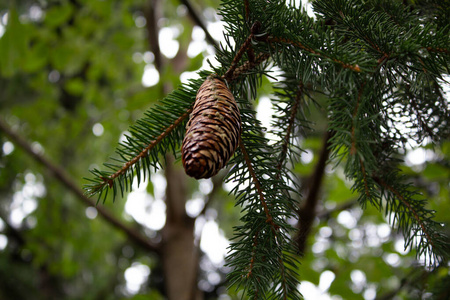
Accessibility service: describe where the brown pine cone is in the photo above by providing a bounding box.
[181,75,241,179]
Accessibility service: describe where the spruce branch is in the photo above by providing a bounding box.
[426,46,449,55]
[350,82,366,155]
[225,97,301,299]
[227,52,271,82]
[89,109,192,195]
[276,82,303,174]
[238,137,277,229]
[84,78,204,202]
[376,177,434,247]
[268,36,362,72]
[82,0,450,297]
[224,22,262,81]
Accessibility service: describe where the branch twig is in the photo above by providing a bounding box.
[97,109,192,190]
[276,82,303,174]
[268,36,361,72]
[238,137,277,228]
[296,130,333,255]
[224,22,262,81]
[374,177,435,249]
[179,0,220,49]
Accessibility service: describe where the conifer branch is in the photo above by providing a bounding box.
[246,232,259,279]
[268,36,361,72]
[238,137,276,229]
[227,52,271,81]
[224,22,262,81]
[87,109,192,197]
[374,177,435,249]
[350,82,366,155]
[359,158,371,199]
[110,110,190,182]
[276,82,303,173]
[236,137,298,298]
[425,46,449,55]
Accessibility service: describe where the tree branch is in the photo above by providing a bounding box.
[296,130,333,255]
[179,0,220,50]
[268,36,361,72]
[145,0,163,71]
[238,137,277,229]
[276,81,303,174]
[0,118,161,255]
[374,177,435,249]
[89,109,192,195]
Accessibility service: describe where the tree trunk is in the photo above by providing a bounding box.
[162,156,201,300]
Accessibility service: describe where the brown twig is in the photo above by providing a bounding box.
[0,118,161,254]
[238,137,277,228]
[179,0,220,50]
[360,158,371,198]
[227,52,271,81]
[296,130,333,255]
[103,109,192,186]
[276,82,303,173]
[246,232,259,278]
[224,22,262,81]
[374,177,435,249]
[244,0,251,22]
[268,36,361,72]
[145,0,162,71]
[425,46,449,55]
[316,198,358,219]
[350,82,366,155]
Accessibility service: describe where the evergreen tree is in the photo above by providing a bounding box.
[85,0,450,298]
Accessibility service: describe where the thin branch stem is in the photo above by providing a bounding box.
[244,0,250,22]
[226,52,271,81]
[145,0,163,71]
[224,33,255,80]
[316,198,358,219]
[197,171,226,217]
[360,158,371,198]
[350,81,366,155]
[246,232,259,278]
[179,0,220,50]
[296,130,333,254]
[425,46,449,55]
[276,82,303,174]
[239,136,295,297]
[375,177,435,249]
[0,118,161,254]
[104,109,192,185]
[238,137,276,228]
[268,36,361,72]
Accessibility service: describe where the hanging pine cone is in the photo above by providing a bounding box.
[181,75,241,179]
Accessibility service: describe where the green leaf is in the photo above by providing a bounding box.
[0,7,28,76]
[64,78,85,96]
[44,3,74,28]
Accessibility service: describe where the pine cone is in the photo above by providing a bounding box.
[182,76,241,179]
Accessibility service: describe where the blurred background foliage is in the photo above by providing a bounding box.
[0,0,449,299]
